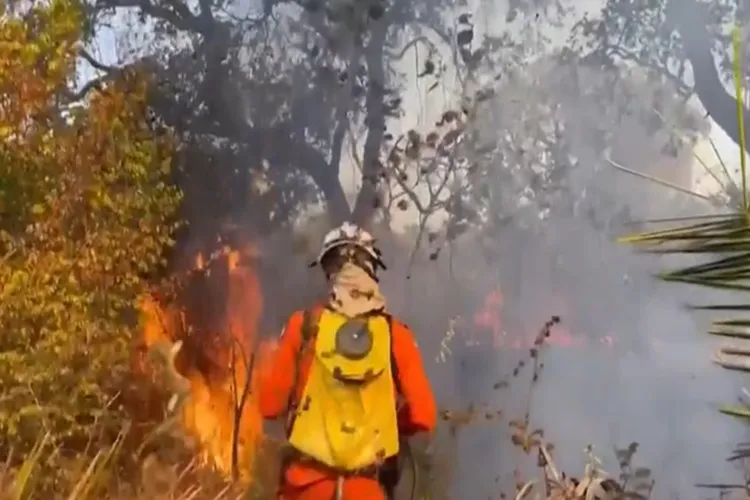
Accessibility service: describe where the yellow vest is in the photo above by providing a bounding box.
[287,309,400,471]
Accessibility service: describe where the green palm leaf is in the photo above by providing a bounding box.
[619,25,750,421]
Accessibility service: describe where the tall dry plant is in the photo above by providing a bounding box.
[473,317,655,500]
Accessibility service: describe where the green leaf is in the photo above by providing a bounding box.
[619,25,750,429]
[719,405,750,419]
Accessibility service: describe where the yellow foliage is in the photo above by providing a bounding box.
[0,0,82,133]
[0,0,182,473]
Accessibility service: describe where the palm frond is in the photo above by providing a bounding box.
[619,25,750,426]
[688,304,750,311]
[720,405,750,419]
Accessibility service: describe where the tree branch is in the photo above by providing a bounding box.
[261,127,352,222]
[674,0,750,150]
[329,118,347,177]
[605,45,692,96]
[66,50,150,101]
[80,48,117,72]
[91,0,351,222]
[165,106,351,221]
[325,43,361,218]
[94,0,205,33]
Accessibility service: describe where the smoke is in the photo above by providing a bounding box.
[247,94,745,500]
[167,1,750,498]
[260,59,745,500]
[389,62,743,499]
[215,146,745,499]
[348,210,742,499]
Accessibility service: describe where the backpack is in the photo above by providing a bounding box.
[285,307,401,471]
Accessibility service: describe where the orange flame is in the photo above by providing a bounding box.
[134,244,270,480]
[472,287,611,349]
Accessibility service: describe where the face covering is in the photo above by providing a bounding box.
[327,261,386,318]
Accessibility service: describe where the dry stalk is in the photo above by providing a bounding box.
[505,316,653,500]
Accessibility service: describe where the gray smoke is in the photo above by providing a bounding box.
[240,4,750,500]
[372,215,744,499]
[376,62,741,500]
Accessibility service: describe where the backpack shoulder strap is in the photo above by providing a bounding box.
[384,313,401,395]
[295,307,321,370]
[285,308,320,434]
[300,309,313,343]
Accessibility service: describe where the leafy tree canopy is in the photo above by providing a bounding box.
[71,0,723,246]
[0,0,181,458]
[580,0,749,156]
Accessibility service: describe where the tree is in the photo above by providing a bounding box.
[74,0,483,243]
[70,0,733,244]
[358,4,711,262]
[413,15,708,250]
[578,0,750,156]
[0,0,181,459]
[394,15,712,357]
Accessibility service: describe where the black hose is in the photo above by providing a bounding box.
[398,440,421,500]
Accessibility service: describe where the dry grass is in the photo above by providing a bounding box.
[0,314,640,500]
[1,312,738,500]
[0,427,280,500]
[435,315,658,500]
[0,421,644,500]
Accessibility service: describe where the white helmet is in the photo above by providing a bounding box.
[312,222,384,268]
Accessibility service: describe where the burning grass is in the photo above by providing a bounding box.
[131,244,270,482]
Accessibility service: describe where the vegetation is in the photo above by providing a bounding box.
[621,25,750,416]
[3,0,750,497]
[620,24,750,498]
[0,0,181,491]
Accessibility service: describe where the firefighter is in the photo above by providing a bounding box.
[258,222,437,500]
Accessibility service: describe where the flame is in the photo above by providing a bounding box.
[472,287,611,349]
[134,244,270,480]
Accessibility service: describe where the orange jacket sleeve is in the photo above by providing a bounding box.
[390,319,437,434]
[258,311,305,419]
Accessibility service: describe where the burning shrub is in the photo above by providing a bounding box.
[133,245,269,482]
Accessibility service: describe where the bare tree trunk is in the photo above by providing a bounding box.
[351,21,388,226]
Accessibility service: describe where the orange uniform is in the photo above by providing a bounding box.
[259,307,437,500]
